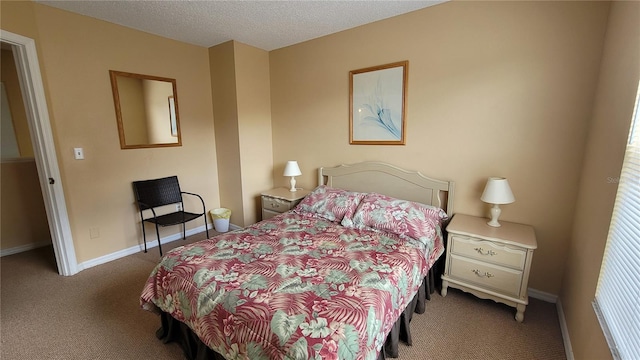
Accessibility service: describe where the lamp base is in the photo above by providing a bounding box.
[487,204,502,227]
[289,177,297,192]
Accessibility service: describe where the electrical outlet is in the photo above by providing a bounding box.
[176,204,182,211]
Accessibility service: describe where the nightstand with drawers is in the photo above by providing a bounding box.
[261,188,311,221]
[441,214,537,322]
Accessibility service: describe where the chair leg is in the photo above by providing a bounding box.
[182,221,186,240]
[155,223,163,256]
[141,222,148,253]
[204,216,209,238]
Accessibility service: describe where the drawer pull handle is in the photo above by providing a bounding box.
[271,204,280,208]
[474,247,497,256]
[472,269,494,278]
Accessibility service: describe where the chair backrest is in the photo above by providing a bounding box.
[132,176,182,210]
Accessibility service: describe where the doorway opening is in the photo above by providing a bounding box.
[1,30,77,276]
[1,45,52,269]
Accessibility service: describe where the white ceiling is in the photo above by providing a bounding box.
[35,1,445,51]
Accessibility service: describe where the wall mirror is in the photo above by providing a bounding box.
[109,70,181,149]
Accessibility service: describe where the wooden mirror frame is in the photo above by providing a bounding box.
[109,70,182,149]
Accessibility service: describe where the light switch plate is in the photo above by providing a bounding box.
[74,147,84,160]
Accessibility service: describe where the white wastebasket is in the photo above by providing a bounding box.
[209,208,231,233]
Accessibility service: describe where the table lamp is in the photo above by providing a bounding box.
[283,161,302,192]
[480,177,515,227]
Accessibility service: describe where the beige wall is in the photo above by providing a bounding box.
[1,160,51,250]
[1,48,33,157]
[270,1,610,295]
[1,2,219,263]
[234,42,273,224]
[210,41,273,226]
[561,1,640,359]
[0,1,39,40]
[117,76,148,145]
[210,41,244,226]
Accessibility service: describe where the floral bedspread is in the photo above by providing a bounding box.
[140,212,444,360]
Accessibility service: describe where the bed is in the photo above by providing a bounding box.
[140,161,454,360]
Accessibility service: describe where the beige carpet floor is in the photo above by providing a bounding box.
[0,232,566,360]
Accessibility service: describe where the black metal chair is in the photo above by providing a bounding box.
[132,176,208,256]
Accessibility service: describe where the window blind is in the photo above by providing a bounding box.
[593,82,640,360]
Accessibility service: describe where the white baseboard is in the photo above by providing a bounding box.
[528,288,558,303]
[556,298,575,360]
[0,223,243,262]
[77,222,245,271]
[0,241,52,257]
[78,223,216,271]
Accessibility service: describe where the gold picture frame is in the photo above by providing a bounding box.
[349,61,408,145]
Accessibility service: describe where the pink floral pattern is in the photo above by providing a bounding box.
[293,185,365,222]
[343,193,447,266]
[140,210,444,360]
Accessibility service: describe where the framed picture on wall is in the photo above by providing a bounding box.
[349,61,408,145]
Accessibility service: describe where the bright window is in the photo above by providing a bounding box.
[593,82,640,360]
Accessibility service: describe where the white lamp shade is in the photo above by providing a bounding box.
[481,177,515,204]
[283,161,302,177]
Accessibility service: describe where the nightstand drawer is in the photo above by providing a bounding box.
[261,196,295,213]
[450,235,526,270]
[262,209,281,220]
[449,254,523,297]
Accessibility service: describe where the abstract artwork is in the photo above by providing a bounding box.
[349,61,407,145]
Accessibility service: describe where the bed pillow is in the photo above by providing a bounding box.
[293,185,365,222]
[343,192,448,245]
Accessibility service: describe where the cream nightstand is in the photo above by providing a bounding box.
[441,214,537,322]
[261,188,311,220]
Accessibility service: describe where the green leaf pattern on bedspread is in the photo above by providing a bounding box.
[140,212,444,360]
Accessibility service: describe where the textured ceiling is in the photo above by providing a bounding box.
[36,1,445,51]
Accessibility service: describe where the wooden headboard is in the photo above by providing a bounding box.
[319,161,455,218]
